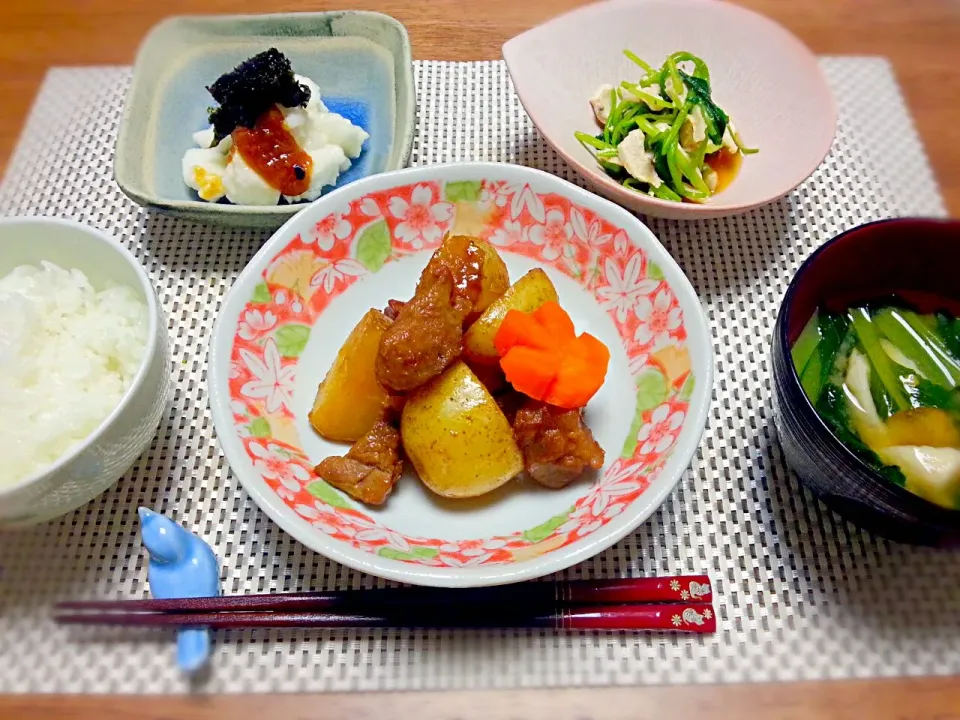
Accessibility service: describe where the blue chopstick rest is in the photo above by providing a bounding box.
[138,507,220,674]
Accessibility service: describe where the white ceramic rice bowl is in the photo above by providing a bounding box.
[0,217,170,527]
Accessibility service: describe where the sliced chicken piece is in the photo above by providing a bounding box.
[617,129,662,188]
[663,75,688,103]
[375,269,469,392]
[512,399,605,489]
[589,84,617,125]
[703,166,718,192]
[622,83,665,109]
[619,85,640,103]
[314,421,404,506]
[383,299,406,321]
[680,105,708,152]
[414,234,486,312]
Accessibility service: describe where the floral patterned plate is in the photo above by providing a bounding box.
[209,162,712,587]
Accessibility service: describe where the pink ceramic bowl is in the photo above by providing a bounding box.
[503,0,837,220]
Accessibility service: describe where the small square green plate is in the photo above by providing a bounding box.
[115,12,414,228]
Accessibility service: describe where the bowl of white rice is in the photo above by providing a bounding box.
[0,217,170,527]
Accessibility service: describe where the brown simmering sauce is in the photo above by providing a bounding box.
[705,148,742,194]
[415,235,485,307]
[456,240,485,304]
[232,107,312,197]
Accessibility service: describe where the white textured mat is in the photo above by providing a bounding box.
[0,59,956,694]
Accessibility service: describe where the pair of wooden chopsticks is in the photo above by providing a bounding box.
[54,575,716,633]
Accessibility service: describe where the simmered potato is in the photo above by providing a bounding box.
[309,309,396,442]
[401,362,523,498]
[416,235,510,318]
[472,240,511,315]
[467,360,508,395]
[463,268,559,364]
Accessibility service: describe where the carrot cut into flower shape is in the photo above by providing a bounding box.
[532,301,576,340]
[494,309,558,356]
[500,346,563,400]
[544,354,594,408]
[494,302,609,409]
[568,331,610,365]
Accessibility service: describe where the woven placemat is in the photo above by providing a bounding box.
[0,59,956,694]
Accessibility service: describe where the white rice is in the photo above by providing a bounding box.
[0,262,148,487]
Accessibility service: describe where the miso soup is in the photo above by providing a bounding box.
[793,299,960,510]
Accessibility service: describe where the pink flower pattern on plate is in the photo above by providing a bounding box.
[359,197,381,217]
[634,288,683,347]
[612,229,631,255]
[309,258,367,295]
[227,178,694,568]
[250,442,312,500]
[237,309,277,340]
[312,212,352,251]
[480,180,512,208]
[596,254,660,324]
[528,208,573,261]
[388,184,454,249]
[637,403,686,457]
[489,219,527,247]
[507,183,546,223]
[349,514,412,553]
[571,207,612,247]
[239,338,295,414]
[295,501,357,536]
[628,353,651,377]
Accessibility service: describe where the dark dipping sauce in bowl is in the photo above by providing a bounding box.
[232,107,313,197]
[704,148,741,195]
[772,217,960,546]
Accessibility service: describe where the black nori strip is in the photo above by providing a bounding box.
[206,48,311,144]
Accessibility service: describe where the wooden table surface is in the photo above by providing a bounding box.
[1,0,958,717]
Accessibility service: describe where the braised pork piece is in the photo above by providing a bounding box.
[512,399,605,489]
[314,421,404,505]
